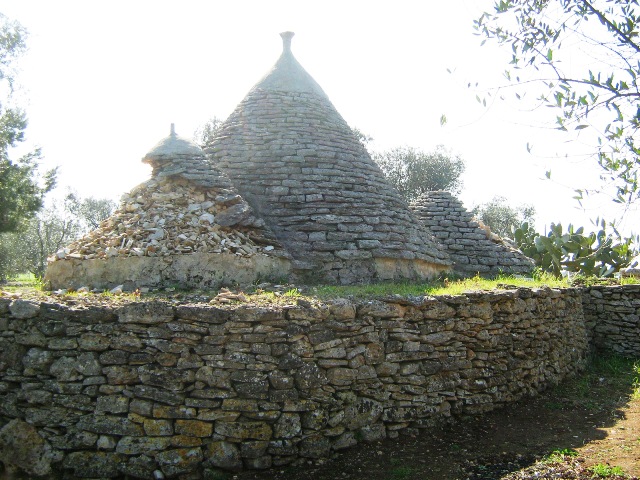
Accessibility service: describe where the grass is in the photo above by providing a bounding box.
[2,272,43,291]
[589,463,627,477]
[388,466,415,479]
[311,272,570,300]
[543,448,579,463]
[2,271,638,305]
[543,354,640,419]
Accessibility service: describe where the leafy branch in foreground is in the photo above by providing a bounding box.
[475,0,640,206]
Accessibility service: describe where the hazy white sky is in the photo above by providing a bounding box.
[2,0,636,235]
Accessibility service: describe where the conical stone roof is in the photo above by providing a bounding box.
[410,191,534,276]
[206,32,450,284]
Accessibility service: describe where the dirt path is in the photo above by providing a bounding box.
[236,356,640,480]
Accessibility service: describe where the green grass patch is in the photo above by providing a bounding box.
[1,272,44,292]
[388,465,415,479]
[543,448,579,463]
[310,273,569,300]
[551,354,640,407]
[588,463,626,477]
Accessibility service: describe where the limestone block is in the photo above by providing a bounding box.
[118,301,174,324]
[343,398,383,430]
[144,419,173,436]
[359,423,387,442]
[77,415,144,436]
[327,367,357,386]
[49,356,83,381]
[95,395,129,414]
[206,441,243,471]
[294,362,327,389]
[273,413,301,439]
[332,431,357,450]
[20,347,52,372]
[116,436,171,454]
[79,332,111,351]
[175,419,213,437]
[240,441,269,459]
[9,299,40,319]
[358,301,405,319]
[63,451,125,478]
[0,419,52,476]
[119,455,157,479]
[214,421,273,441]
[156,448,203,477]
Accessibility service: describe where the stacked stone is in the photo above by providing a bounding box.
[0,285,600,477]
[44,126,292,291]
[582,284,640,357]
[53,176,283,262]
[410,191,534,276]
[207,32,450,284]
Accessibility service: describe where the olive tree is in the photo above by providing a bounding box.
[0,13,56,233]
[373,145,466,201]
[471,196,536,239]
[0,192,116,280]
[475,0,640,207]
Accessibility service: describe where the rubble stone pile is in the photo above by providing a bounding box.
[57,177,283,261]
[44,127,290,291]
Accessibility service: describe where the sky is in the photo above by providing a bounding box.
[1,0,637,237]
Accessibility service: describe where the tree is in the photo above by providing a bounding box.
[65,192,116,231]
[0,13,55,233]
[471,196,536,239]
[194,117,223,149]
[475,1,640,207]
[351,127,373,147]
[0,193,116,280]
[373,145,466,201]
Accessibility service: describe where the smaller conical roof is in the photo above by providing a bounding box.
[143,124,203,163]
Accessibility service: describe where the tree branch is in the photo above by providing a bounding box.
[581,0,640,54]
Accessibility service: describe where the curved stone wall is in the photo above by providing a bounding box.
[582,284,640,356]
[0,285,638,478]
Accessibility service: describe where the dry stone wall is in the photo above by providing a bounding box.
[582,284,640,357]
[0,285,625,479]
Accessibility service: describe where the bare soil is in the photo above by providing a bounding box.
[236,356,640,480]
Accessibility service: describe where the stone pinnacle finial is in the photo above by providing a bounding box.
[280,31,294,53]
[170,123,176,136]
